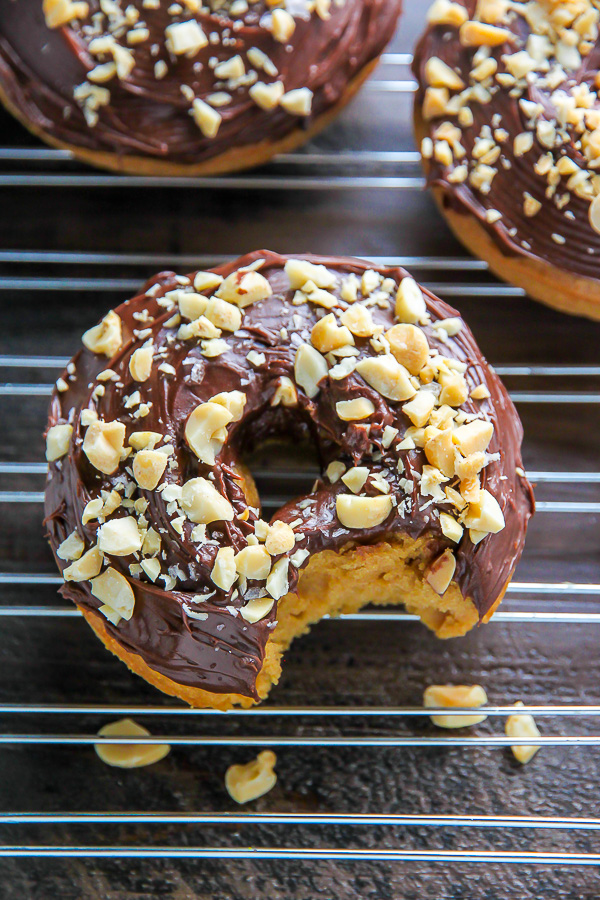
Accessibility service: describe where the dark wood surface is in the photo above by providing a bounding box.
[1,3,600,897]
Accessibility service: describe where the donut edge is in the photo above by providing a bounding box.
[414,107,600,322]
[0,57,378,177]
[78,535,512,710]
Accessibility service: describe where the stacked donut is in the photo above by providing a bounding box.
[414,0,600,319]
[45,251,534,708]
[0,0,401,174]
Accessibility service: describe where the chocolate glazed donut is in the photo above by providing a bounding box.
[0,0,401,175]
[44,251,534,709]
[414,0,600,320]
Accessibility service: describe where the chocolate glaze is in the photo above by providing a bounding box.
[0,0,400,166]
[413,0,600,279]
[44,251,534,699]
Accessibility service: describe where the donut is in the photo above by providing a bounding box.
[44,250,534,709]
[0,0,401,176]
[413,0,600,320]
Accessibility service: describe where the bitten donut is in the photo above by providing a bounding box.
[0,0,400,176]
[44,251,534,709]
[414,0,600,320]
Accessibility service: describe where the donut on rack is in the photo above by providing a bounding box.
[0,0,401,175]
[44,250,534,709]
[414,0,600,319]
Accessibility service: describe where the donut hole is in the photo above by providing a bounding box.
[240,437,321,516]
[231,405,323,516]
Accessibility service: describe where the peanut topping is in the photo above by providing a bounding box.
[46,423,73,462]
[181,477,234,524]
[44,0,89,28]
[133,449,168,490]
[129,346,154,382]
[386,324,430,374]
[425,548,456,594]
[56,530,85,561]
[82,310,122,358]
[311,313,354,353]
[424,684,488,728]
[355,355,417,402]
[98,516,143,556]
[240,596,276,623]
[294,343,328,398]
[395,278,428,323]
[63,545,102,582]
[185,401,233,465]
[225,750,277,804]
[271,376,298,407]
[217,270,272,307]
[336,494,393,529]
[211,546,237,591]
[91,566,136,621]
[235,545,271,580]
[340,304,377,337]
[336,398,375,421]
[83,420,126,475]
[265,521,295,555]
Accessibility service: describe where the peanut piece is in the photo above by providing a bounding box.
[425,548,456,594]
[336,398,375,421]
[82,310,122,358]
[424,684,488,727]
[386,324,430,374]
[265,521,295,555]
[356,355,416,402]
[132,449,167,491]
[46,423,73,462]
[91,566,136,620]
[506,701,541,763]
[235,545,271,580]
[294,344,328,399]
[129,346,153,382]
[63,545,102,582]
[83,420,126,475]
[240,596,275,623]
[98,516,143,556]
[181,478,234,524]
[225,750,277,803]
[95,718,170,768]
[336,494,393,529]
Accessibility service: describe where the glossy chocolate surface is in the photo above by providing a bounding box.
[413,0,600,279]
[0,0,400,165]
[44,251,534,698]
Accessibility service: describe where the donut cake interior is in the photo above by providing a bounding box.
[0,0,400,175]
[413,0,600,320]
[45,251,534,709]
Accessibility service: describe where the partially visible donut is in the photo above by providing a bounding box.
[44,251,534,709]
[0,0,400,175]
[413,0,600,320]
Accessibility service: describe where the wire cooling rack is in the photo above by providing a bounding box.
[1,11,600,896]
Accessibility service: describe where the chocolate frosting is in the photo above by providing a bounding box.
[413,0,600,279]
[44,250,534,699]
[0,0,400,165]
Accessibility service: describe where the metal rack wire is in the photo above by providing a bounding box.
[0,40,599,879]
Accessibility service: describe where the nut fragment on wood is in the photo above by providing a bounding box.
[94,718,170,768]
[225,750,277,804]
[424,684,488,728]
[506,701,541,763]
